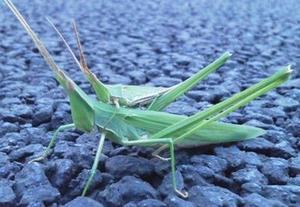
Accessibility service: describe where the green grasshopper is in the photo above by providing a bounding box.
[4,0,292,198]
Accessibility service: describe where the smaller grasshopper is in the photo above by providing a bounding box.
[4,0,292,198]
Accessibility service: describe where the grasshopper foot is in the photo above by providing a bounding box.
[153,154,171,161]
[28,152,49,163]
[175,188,189,198]
[28,156,46,163]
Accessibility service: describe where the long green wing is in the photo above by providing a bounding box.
[122,108,265,146]
[92,101,264,146]
[173,122,264,147]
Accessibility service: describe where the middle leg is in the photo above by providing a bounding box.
[82,131,106,196]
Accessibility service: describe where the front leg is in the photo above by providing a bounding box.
[29,123,75,163]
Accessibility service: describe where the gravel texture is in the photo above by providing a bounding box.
[0,0,300,206]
